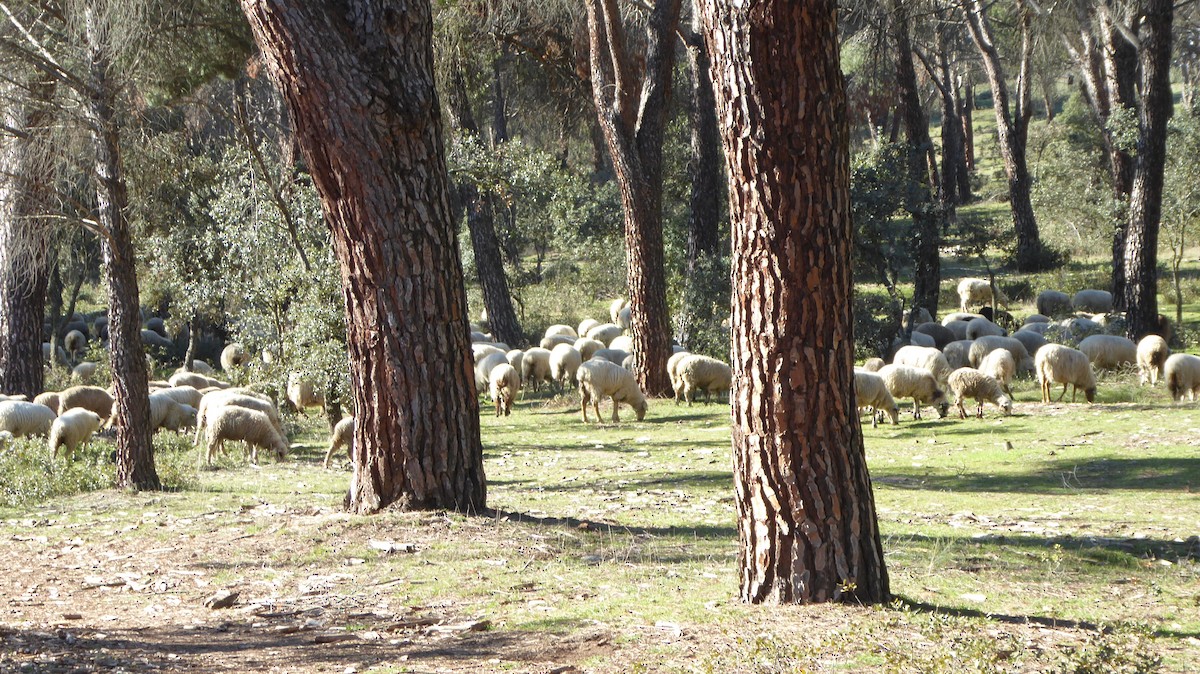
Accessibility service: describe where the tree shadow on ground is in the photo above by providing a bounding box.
[873,457,1200,493]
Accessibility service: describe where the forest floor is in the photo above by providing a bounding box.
[1,373,1198,673]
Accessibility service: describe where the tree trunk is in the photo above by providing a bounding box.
[491,57,509,145]
[585,0,681,396]
[241,0,486,514]
[447,68,524,347]
[960,74,976,175]
[183,316,199,372]
[1124,0,1174,340]
[700,0,889,605]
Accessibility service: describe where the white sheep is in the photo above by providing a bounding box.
[520,347,553,392]
[577,318,601,340]
[578,358,648,423]
[585,323,623,346]
[152,385,204,410]
[964,318,1006,340]
[942,312,985,325]
[205,404,289,465]
[0,401,57,437]
[193,389,283,447]
[978,349,1016,396]
[906,307,934,326]
[1072,289,1114,314]
[617,305,632,330]
[1036,290,1072,318]
[676,354,732,405]
[1019,321,1053,336]
[286,372,326,415]
[48,408,103,459]
[861,357,885,372]
[489,363,521,416]
[220,343,248,371]
[913,322,955,349]
[323,416,355,469]
[549,344,583,389]
[943,320,971,342]
[877,364,950,419]
[147,393,198,432]
[957,278,1008,312]
[1023,314,1051,325]
[892,345,952,385]
[854,370,899,427]
[32,392,60,414]
[1165,353,1200,402]
[168,371,229,390]
[968,336,1034,374]
[57,386,114,422]
[1036,344,1096,403]
[609,298,629,324]
[544,324,578,339]
[1077,334,1137,371]
[63,329,87,356]
[1010,330,1048,361]
[539,335,576,350]
[186,360,215,375]
[947,368,1012,418]
[472,343,506,364]
[71,361,98,384]
[907,331,936,348]
[42,342,69,366]
[608,335,634,353]
[505,350,525,381]
[1136,335,1170,386]
[668,350,692,402]
[470,330,493,343]
[573,337,604,361]
[475,352,510,394]
[591,348,629,365]
[621,354,635,371]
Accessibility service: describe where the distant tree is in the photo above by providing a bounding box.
[701,0,890,604]
[241,0,486,513]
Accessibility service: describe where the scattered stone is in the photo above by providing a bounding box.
[203,590,240,609]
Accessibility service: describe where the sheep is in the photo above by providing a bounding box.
[57,386,114,422]
[475,352,510,394]
[174,360,215,375]
[907,331,936,348]
[1036,290,1073,318]
[147,393,198,432]
[48,408,104,459]
[878,364,949,419]
[978,349,1016,396]
[577,319,601,340]
[942,312,984,325]
[947,368,1013,419]
[1078,334,1137,371]
[676,355,732,405]
[323,416,355,469]
[585,323,623,346]
[152,385,203,410]
[969,336,1034,374]
[1057,316,1102,344]
[544,325,578,339]
[1023,314,1051,325]
[578,358,648,423]
[144,317,168,338]
[0,394,27,402]
[520,347,553,391]
[617,305,632,330]
[286,372,326,414]
[609,298,629,324]
[1165,353,1200,402]
[549,344,583,390]
[861,357,885,373]
[71,361,98,384]
[906,307,934,326]
[957,278,1009,312]
[964,318,1006,340]
[892,345,953,385]
[204,404,288,465]
[608,335,634,353]
[943,320,971,341]
[1010,330,1048,361]
[538,335,574,351]
[169,371,228,390]
[505,350,525,382]
[64,329,87,357]
[592,348,630,365]
[1036,344,1096,403]
[854,370,899,427]
[140,329,175,352]
[1072,289,1114,314]
[489,363,521,416]
[668,350,692,402]
[573,337,604,361]
[32,392,60,415]
[0,401,57,437]
[220,343,248,371]
[470,331,493,343]
[193,390,283,447]
[1136,335,1170,386]
[621,354,636,371]
[473,343,506,364]
[1019,321,1053,336]
[42,342,69,366]
[913,322,955,349]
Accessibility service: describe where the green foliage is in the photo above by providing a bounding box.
[851,142,913,295]
[0,437,115,507]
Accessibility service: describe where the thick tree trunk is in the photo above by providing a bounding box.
[700,0,889,605]
[241,0,486,514]
[491,57,509,145]
[585,0,681,396]
[183,316,199,372]
[84,11,158,491]
[1124,0,1174,340]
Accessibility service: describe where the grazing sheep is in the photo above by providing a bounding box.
[964,318,1006,340]
[908,331,936,348]
[190,360,215,375]
[1078,334,1137,371]
[585,323,623,346]
[57,386,114,422]
[1036,344,1096,403]
[205,405,289,465]
[474,352,510,394]
[1036,290,1073,318]
[577,319,601,340]
[286,372,326,415]
[943,320,971,342]
[64,329,87,357]
[1057,316,1102,344]
[947,368,1012,419]
[854,370,899,427]
[549,344,583,389]
[152,385,203,410]
[505,350,525,381]
[617,305,632,330]
[489,363,521,416]
[470,331,492,343]
[942,312,984,325]
[573,337,604,361]
[957,278,1009,312]
[71,361,98,384]
[144,317,168,338]
[323,416,355,469]
[520,347,553,392]
[1010,330,1048,361]
[1019,321,1053,336]
[906,307,934,326]
[861,357,885,373]
[877,364,950,419]
[621,354,635,371]
[1165,353,1200,402]
[578,358,648,423]
[969,336,1034,374]
[147,393,198,432]
[942,340,974,370]
[1072,289,1114,314]
[140,329,175,352]
[544,325,578,339]
[668,350,692,402]
[0,394,27,402]
[892,345,953,385]
[1023,314,1051,325]
[978,349,1016,396]
[676,354,732,405]
[592,348,630,365]
[42,342,69,366]
[913,322,955,349]
[608,335,634,353]
[220,343,248,371]
[193,390,283,446]
[1136,335,1169,386]
[48,408,103,459]
[472,343,506,364]
[32,392,60,415]
[0,401,57,437]
[169,371,228,390]
[539,335,576,350]
[609,298,629,324]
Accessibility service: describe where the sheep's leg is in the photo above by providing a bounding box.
[912,400,922,420]
[1055,384,1068,402]
[976,401,984,418]
[684,383,694,407]
[610,397,620,423]
[956,400,967,419]
[322,443,337,470]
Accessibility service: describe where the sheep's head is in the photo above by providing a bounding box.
[931,389,950,418]
[884,404,900,425]
[633,397,648,421]
[1084,387,1096,403]
[998,396,1013,415]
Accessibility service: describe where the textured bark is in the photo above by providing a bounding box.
[585,0,681,397]
[447,68,524,348]
[960,75,975,175]
[700,0,889,605]
[1124,0,1174,339]
[962,0,1046,271]
[84,10,158,491]
[241,0,486,513]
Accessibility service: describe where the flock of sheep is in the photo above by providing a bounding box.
[854,277,1194,428]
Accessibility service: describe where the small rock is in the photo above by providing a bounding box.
[204,590,240,609]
